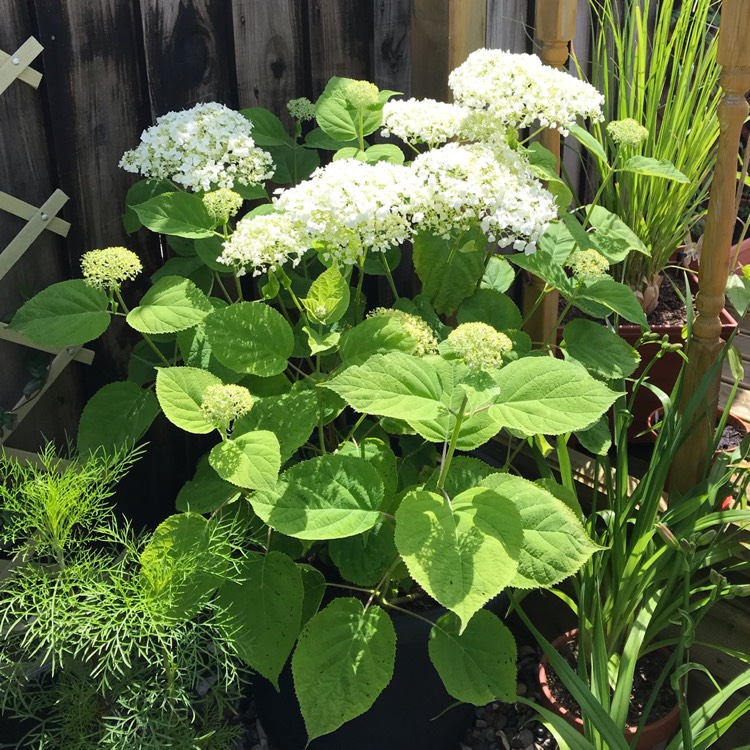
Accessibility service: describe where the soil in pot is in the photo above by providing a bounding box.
[647,409,749,454]
[538,633,680,750]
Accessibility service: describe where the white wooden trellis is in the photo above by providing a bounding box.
[0,36,94,460]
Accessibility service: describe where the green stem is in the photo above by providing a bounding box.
[436,394,468,491]
[358,109,365,152]
[233,273,244,302]
[115,289,170,366]
[380,253,399,300]
[214,273,233,304]
[583,163,616,230]
[354,256,366,320]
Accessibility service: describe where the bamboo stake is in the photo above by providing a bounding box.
[523,0,577,346]
[672,0,750,491]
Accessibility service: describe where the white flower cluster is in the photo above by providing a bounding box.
[119,103,274,192]
[410,141,557,252]
[382,99,468,146]
[449,49,603,135]
[273,159,418,266]
[218,212,307,276]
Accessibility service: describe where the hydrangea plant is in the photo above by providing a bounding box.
[8,50,686,742]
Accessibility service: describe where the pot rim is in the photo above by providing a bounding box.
[646,407,750,451]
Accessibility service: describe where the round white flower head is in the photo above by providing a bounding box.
[382,99,468,146]
[287,97,316,122]
[343,80,379,109]
[567,248,610,280]
[449,49,603,135]
[368,307,439,356]
[274,158,418,266]
[202,188,244,225]
[447,323,512,371]
[410,141,557,252]
[219,211,307,277]
[200,384,254,432]
[119,102,274,192]
[81,247,142,290]
[606,118,649,148]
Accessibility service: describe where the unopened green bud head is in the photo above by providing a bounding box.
[200,384,254,432]
[202,188,243,225]
[567,249,609,280]
[447,322,513,371]
[81,246,143,291]
[344,80,379,109]
[287,97,316,122]
[607,118,649,148]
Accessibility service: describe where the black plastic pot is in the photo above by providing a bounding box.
[254,595,509,750]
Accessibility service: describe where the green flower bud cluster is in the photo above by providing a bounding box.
[447,322,512,371]
[368,308,439,357]
[202,188,243,225]
[200,384,254,433]
[287,97,316,122]
[567,248,610,280]
[80,247,142,291]
[344,80,379,109]
[606,118,649,148]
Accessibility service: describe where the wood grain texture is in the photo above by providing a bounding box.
[232,0,306,119]
[486,0,530,52]
[0,0,81,450]
[139,0,235,116]
[307,0,374,98]
[373,0,411,93]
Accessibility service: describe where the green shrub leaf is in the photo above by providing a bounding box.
[429,610,517,704]
[329,521,397,586]
[240,107,293,146]
[323,352,448,421]
[577,277,649,326]
[302,265,350,324]
[78,381,159,455]
[481,256,516,293]
[480,473,601,588]
[562,319,640,380]
[585,205,650,260]
[123,178,173,233]
[489,358,619,436]
[218,552,303,688]
[621,156,689,183]
[176,455,240,513]
[292,599,396,741]
[204,301,294,375]
[126,276,213,334]
[131,192,216,238]
[395,488,523,630]
[10,279,109,347]
[250,454,384,539]
[457,288,522,331]
[339,316,416,366]
[155,366,223,433]
[209,430,281,490]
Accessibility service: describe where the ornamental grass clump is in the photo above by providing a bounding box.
[9,49,682,745]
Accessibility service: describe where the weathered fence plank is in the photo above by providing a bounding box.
[231,0,307,118]
[139,0,236,116]
[373,0,412,93]
[307,0,374,98]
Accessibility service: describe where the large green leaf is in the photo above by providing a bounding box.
[586,205,650,261]
[10,279,109,347]
[481,256,516,293]
[240,107,293,146]
[155,366,222,434]
[131,192,216,238]
[562,319,640,380]
[578,277,649,326]
[338,316,416,366]
[126,276,213,334]
[426,455,496,499]
[233,385,319,463]
[176,455,239,513]
[266,143,320,184]
[204,302,294,375]
[413,230,486,315]
[429,610,517,704]
[78,381,159,455]
[457,288,522,331]
[323,352,448,421]
[480,473,601,588]
[217,552,303,688]
[489,358,619,436]
[395,488,523,630]
[292,599,396,741]
[250,454,384,539]
[298,564,326,627]
[177,321,242,383]
[123,178,173,233]
[621,156,689,183]
[337,438,398,511]
[329,521,397,586]
[209,430,281,490]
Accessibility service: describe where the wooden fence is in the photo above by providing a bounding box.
[0,0,590,513]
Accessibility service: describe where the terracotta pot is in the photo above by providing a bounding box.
[646,407,749,454]
[538,630,680,750]
[732,237,750,275]
[617,272,737,442]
